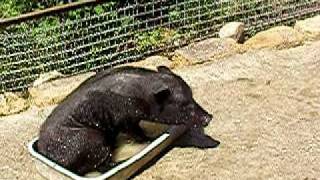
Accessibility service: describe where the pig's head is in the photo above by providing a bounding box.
[150,66,213,128]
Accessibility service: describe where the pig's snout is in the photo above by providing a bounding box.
[201,114,212,127]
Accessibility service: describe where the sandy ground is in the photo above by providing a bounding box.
[1,41,320,180]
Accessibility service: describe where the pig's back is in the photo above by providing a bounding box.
[74,66,156,98]
[41,66,156,128]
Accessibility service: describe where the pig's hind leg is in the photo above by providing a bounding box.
[64,129,113,175]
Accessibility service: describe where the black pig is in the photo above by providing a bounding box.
[37,66,218,175]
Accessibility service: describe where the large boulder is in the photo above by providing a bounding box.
[123,55,172,70]
[172,38,242,68]
[219,22,245,43]
[32,70,64,87]
[29,72,95,107]
[244,26,304,49]
[295,15,320,41]
[0,94,4,105]
[0,92,29,116]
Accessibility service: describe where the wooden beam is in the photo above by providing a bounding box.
[0,0,104,27]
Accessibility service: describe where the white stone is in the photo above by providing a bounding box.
[219,22,245,43]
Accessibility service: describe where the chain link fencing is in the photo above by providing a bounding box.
[0,0,320,92]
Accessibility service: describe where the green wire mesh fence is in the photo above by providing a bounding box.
[0,0,320,92]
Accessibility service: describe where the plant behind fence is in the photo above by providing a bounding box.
[0,0,319,92]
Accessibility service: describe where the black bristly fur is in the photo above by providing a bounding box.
[37,66,217,175]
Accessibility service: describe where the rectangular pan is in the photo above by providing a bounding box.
[28,125,187,180]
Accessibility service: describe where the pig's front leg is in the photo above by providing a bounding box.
[174,127,220,149]
[127,121,153,143]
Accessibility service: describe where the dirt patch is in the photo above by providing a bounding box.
[1,41,320,179]
[0,106,55,179]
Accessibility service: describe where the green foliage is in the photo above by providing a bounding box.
[94,5,104,15]
[0,0,317,91]
[0,0,30,18]
[0,0,79,18]
[67,9,82,20]
[136,28,178,51]
[31,17,60,45]
[136,30,163,51]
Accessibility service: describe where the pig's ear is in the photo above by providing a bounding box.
[157,66,173,74]
[152,83,170,104]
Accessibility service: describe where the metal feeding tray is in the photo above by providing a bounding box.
[28,125,187,180]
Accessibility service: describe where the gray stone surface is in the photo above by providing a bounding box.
[244,26,304,49]
[29,72,95,107]
[295,15,320,40]
[172,38,242,67]
[123,55,172,70]
[32,70,64,87]
[0,92,29,116]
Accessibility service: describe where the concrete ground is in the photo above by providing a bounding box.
[1,40,320,180]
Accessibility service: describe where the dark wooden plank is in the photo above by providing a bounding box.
[0,0,103,27]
